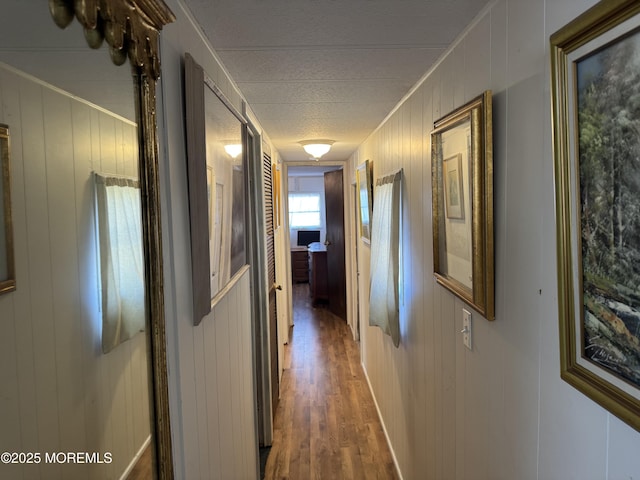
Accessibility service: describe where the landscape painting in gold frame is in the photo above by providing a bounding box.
[431,91,493,320]
[551,0,640,432]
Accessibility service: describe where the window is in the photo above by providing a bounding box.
[95,173,145,354]
[288,193,321,228]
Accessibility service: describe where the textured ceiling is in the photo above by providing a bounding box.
[183,0,490,162]
[2,1,490,159]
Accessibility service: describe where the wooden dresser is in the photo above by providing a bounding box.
[291,247,309,283]
[308,242,328,304]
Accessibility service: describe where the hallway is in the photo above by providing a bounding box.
[264,284,398,479]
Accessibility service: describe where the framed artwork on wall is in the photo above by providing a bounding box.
[443,153,464,219]
[356,159,373,243]
[551,0,640,432]
[431,91,494,320]
[0,124,15,295]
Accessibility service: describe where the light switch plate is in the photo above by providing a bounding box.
[462,309,472,350]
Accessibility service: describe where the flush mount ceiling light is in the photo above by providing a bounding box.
[299,139,334,160]
[224,143,242,159]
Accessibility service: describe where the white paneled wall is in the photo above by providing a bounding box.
[0,65,150,480]
[351,0,640,479]
[158,1,260,478]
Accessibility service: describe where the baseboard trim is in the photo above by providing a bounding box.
[361,361,404,480]
[118,435,152,480]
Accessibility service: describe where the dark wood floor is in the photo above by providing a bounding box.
[264,284,398,480]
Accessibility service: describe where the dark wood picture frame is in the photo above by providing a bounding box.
[184,53,249,325]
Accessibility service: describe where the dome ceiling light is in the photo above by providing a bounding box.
[224,143,242,159]
[299,139,334,161]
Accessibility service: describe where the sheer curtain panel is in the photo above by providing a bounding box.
[369,169,402,347]
[95,173,145,353]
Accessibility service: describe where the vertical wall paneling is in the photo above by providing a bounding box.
[0,65,150,480]
[537,1,610,480]
[157,3,261,476]
[71,100,95,466]
[465,14,492,480]
[202,314,221,480]
[420,80,436,480]
[0,68,26,480]
[157,23,198,479]
[487,2,508,476]
[20,78,62,479]
[124,0,640,477]
[194,316,209,479]
[214,286,234,480]
[231,284,246,474]
[43,87,87,479]
[0,224,20,480]
[406,88,421,480]
[351,0,640,479]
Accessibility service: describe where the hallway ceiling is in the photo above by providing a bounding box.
[183,0,490,162]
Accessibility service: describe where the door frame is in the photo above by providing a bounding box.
[244,117,273,447]
[281,161,356,337]
[351,181,361,342]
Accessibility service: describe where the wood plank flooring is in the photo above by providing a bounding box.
[264,284,398,480]
[125,444,152,479]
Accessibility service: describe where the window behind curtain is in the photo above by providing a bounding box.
[369,169,402,347]
[288,192,321,228]
[95,173,145,354]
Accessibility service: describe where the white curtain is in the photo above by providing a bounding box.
[95,173,145,354]
[369,169,402,347]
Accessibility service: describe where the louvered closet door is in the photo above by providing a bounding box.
[264,152,279,417]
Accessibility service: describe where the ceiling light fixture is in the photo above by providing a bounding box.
[299,139,334,160]
[224,143,242,159]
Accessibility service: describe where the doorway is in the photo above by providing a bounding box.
[286,164,348,323]
[323,169,347,320]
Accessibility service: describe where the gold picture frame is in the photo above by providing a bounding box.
[431,91,494,320]
[0,124,15,295]
[356,159,373,243]
[551,0,640,432]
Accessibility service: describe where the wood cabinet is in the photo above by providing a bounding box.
[308,242,328,304]
[291,247,309,283]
